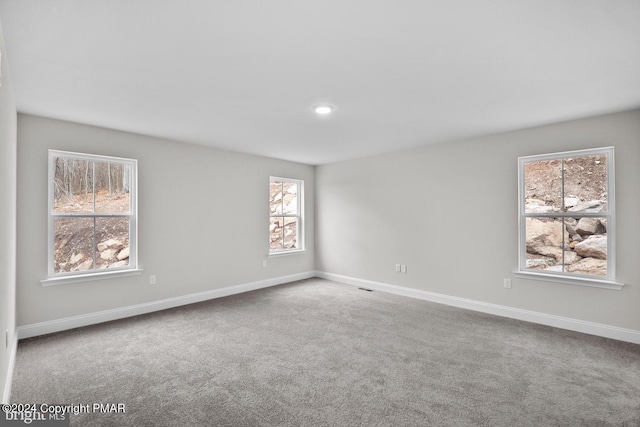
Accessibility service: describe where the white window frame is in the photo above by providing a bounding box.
[269,176,304,255]
[42,150,141,286]
[514,146,622,290]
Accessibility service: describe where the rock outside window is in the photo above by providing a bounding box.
[517,147,616,285]
[269,177,303,253]
[47,150,138,280]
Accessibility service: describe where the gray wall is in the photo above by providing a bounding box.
[10,101,640,344]
[316,109,640,331]
[16,114,315,326]
[0,19,17,402]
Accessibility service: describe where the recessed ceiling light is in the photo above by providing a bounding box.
[313,104,334,115]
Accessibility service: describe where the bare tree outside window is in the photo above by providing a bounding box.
[48,151,137,277]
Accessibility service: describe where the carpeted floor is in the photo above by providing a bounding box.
[9,278,640,426]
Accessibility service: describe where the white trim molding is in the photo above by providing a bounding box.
[315,271,640,345]
[41,268,143,286]
[517,147,617,285]
[513,270,623,290]
[18,271,315,340]
[17,270,640,345]
[2,331,17,404]
[269,176,304,255]
[47,150,139,281]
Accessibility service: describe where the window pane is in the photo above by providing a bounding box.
[283,217,298,249]
[526,216,608,277]
[519,148,613,281]
[270,217,284,250]
[525,217,567,272]
[94,162,131,213]
[53,158,94,213]
[269,178,302,253]
[54,217,95,273]
[95,217,130,269]
[566,217,607,276]
[270,181,283,215]
[563,154,608,213]
[282,182,298,215]
[524,159,562,213]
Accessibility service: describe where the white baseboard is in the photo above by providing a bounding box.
[315,271,640,345]
[16,270,640,345]
[17,271,315,340]
[2,332,17,404]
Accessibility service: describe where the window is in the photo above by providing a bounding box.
[46,150,138,282]
[517,147,620,288]
[269,177,303,253]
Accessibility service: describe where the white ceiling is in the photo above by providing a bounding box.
[1,1,639,165]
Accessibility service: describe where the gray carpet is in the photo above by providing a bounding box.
[9,278,640,426]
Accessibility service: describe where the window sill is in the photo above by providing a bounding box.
[513,270,623,290]
[41,269,144,286]
[268,249,307,258]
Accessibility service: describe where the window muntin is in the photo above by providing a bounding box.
[518,147,614,282]
[48,150,137,277]
[269,177,303,253]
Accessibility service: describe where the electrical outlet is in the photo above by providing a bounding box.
[401,265,407,274]
[395,264,401,272]
[263,260,267,268]
[149,275,157,285]
[504,279,511,289]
